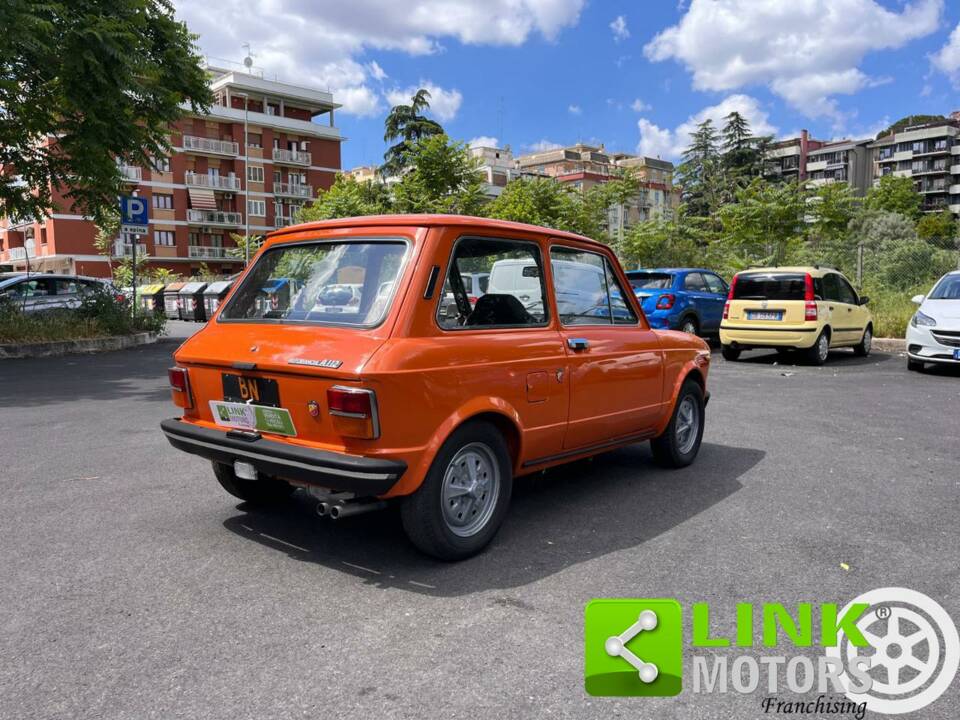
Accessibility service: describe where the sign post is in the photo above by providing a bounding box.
[119,195,149,316]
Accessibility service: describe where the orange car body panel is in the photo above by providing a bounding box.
[168,215,710,498]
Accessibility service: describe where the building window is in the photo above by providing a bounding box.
[152,193,173,210]
[152,156,171,172]
[248,200,266,217]
[154,230,175,246]
[247,166,264,183]
[247,132,262,148]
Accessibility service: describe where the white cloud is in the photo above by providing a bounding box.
[525,139,564,152]
[385,82,463,122]
[568,104,582,115]
[630,98,651,112]
[645,0,943,118]
[635,94,778,159]
[174,1,584,115]
[468,136,499,148]
[610,15,630,42]
[932,22,960,87]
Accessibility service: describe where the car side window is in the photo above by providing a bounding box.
[822,273,841,302]
[55,279,80,295]
[550,246,638,326]
[837,276,859,305]
[437,236,548,330]
[683,272,707,292]
[704,273,727,295]
[9,278,54,298]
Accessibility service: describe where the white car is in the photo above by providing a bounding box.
[906,270,960,371]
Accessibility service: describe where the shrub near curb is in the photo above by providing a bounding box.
[0,332,158,359]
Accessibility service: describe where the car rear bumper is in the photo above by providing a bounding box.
[160,418,406,496]
[720,324,819,349]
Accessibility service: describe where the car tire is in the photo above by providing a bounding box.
[721,344,741,361]
[853,325,872,357]
[651,379,705,468]
[680,316,699,336]
[805,330,830,366]
[400,421,513,561]
[212,461,294,506]
[907,358,924,372]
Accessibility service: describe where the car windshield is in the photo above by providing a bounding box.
[733,273,807,300]
[220,239,407,327]
[929,275,960,300]
[628,272,673,290]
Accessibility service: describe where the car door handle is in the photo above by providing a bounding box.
[567,338,589,351]
[847,307,853,312]
[828,306,835,311]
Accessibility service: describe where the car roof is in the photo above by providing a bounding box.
[266,214,608,250]
[626,267,714,275]
[736,266,839,277]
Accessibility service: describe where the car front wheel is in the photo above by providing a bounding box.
[907,358,924,372]
[401,421,513,560]
[650,379,705,468]
[854,326,872,357]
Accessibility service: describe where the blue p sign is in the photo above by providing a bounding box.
[120,195,148,225]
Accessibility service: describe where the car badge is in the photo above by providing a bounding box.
[289,358,343,369]
[307,400,321,417]
[761,300,769,309]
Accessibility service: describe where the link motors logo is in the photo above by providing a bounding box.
[585,588,959,715]
[825,587,960,714]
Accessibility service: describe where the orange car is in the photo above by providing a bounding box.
[161,215,710,559]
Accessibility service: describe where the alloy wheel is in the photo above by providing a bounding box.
[440,442,501,538]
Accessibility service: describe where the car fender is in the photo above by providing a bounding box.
[393,395,524,497]
[653,340,710,437]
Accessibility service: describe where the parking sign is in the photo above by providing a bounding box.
[119,195,149,235]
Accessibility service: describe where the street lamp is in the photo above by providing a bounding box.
[233,91,251,266]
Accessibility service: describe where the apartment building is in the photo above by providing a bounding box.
[763,130,825,182]
[869,118,960,214]
[805,139,872,195]
[0,61,343,278]
[468,145,525,198]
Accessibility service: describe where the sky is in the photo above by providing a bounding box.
[173,0,960,170]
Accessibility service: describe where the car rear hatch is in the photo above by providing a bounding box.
[725,272,812,326]
[628,272,675,314]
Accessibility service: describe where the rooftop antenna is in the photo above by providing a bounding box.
[242,43,255,71]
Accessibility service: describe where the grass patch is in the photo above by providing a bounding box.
[863,283,926,339]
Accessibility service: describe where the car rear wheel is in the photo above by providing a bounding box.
[650,380,705,468]
[680,317,699,336]
[212,461,294,506]
[401,421,513,560]
[721,345,741,361]
[907,358,924,372]
[805,330,830,366]
[853,325,872,357]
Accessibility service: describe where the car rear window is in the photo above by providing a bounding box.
[733,273,807,301]
[220,239,407,327]
[628,272,673,290]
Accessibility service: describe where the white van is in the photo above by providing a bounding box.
[487,258,543,308]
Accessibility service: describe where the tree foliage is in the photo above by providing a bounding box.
[0,0,211,224]
[865,175,923,220]
[717,179,807,266]
[916,209,957,250]
[873,115,946,140]
[381,88,444,176]
[485,176,610,238]
[299,174,393,221]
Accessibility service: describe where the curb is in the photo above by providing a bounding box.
[873,337,906,353]
[0,332,158,359]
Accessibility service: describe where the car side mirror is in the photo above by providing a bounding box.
[911,294,925,305]
[859,296,869,305]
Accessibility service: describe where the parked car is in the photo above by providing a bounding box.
[626,268,728,336]
[0,274,118,313]
[720,266,873,365]
[161,215,711,560]
[906,270,960,371]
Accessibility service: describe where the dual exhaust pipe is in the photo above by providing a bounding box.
[316,499,388,520]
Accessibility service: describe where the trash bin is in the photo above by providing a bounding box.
[162,281,187,320]
[203,280,233,318]
[179,281,208,322]
[138,283,165,314]
[254,278,293,316]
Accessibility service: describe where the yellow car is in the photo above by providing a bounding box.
[719,266,873,365]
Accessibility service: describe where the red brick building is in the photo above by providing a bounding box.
[0,64,343,278]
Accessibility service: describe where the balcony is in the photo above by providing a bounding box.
[275,216,296,227]
[952,165,960,175]
[919,184,948,194]
[272,148,311,165]
[185,172,241,191]
[806,160,828,172]
[186,209,242,226]
[273,182,313,198]
[914,146,950,157]
[893,150,913,162]
[182,135,239,156]
[113,241,147,257]
[913,166,949,176]
[118,165,142,182]
[188,245,226,259]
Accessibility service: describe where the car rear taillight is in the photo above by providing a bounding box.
[327,386,380,439]
[723,300,730,319]
[727,275,738,300]
[656,294,675,310]
[805,301,818,321]
[168,367,193,409]
[804,273,815,301]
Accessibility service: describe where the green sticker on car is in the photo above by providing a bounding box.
[209,400,297,437]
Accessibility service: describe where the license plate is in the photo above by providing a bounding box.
[747,310,783,321]
[210,400,297,437]
[222,373,280,407]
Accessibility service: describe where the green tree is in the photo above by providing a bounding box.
[807,182,856,250]
[864,175,922,220]
[0,0,211,224]
[381,88,445,176]
[391,135,485,215]
[676,119,724,217]
[226,234,264,262]
[717,178,807,266]
[486,176,610,239]
[599,168,642,249]
[721,111,759,181]
[299,174,392,221]
[874,115,946,140]
[622,208,717,270]
[916,209,957,250]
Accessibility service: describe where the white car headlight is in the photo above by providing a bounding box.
[911,310,937,328]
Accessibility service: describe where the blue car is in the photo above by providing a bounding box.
[625,268,729,336]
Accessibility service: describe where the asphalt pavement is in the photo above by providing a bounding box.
[1,321,958,719]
